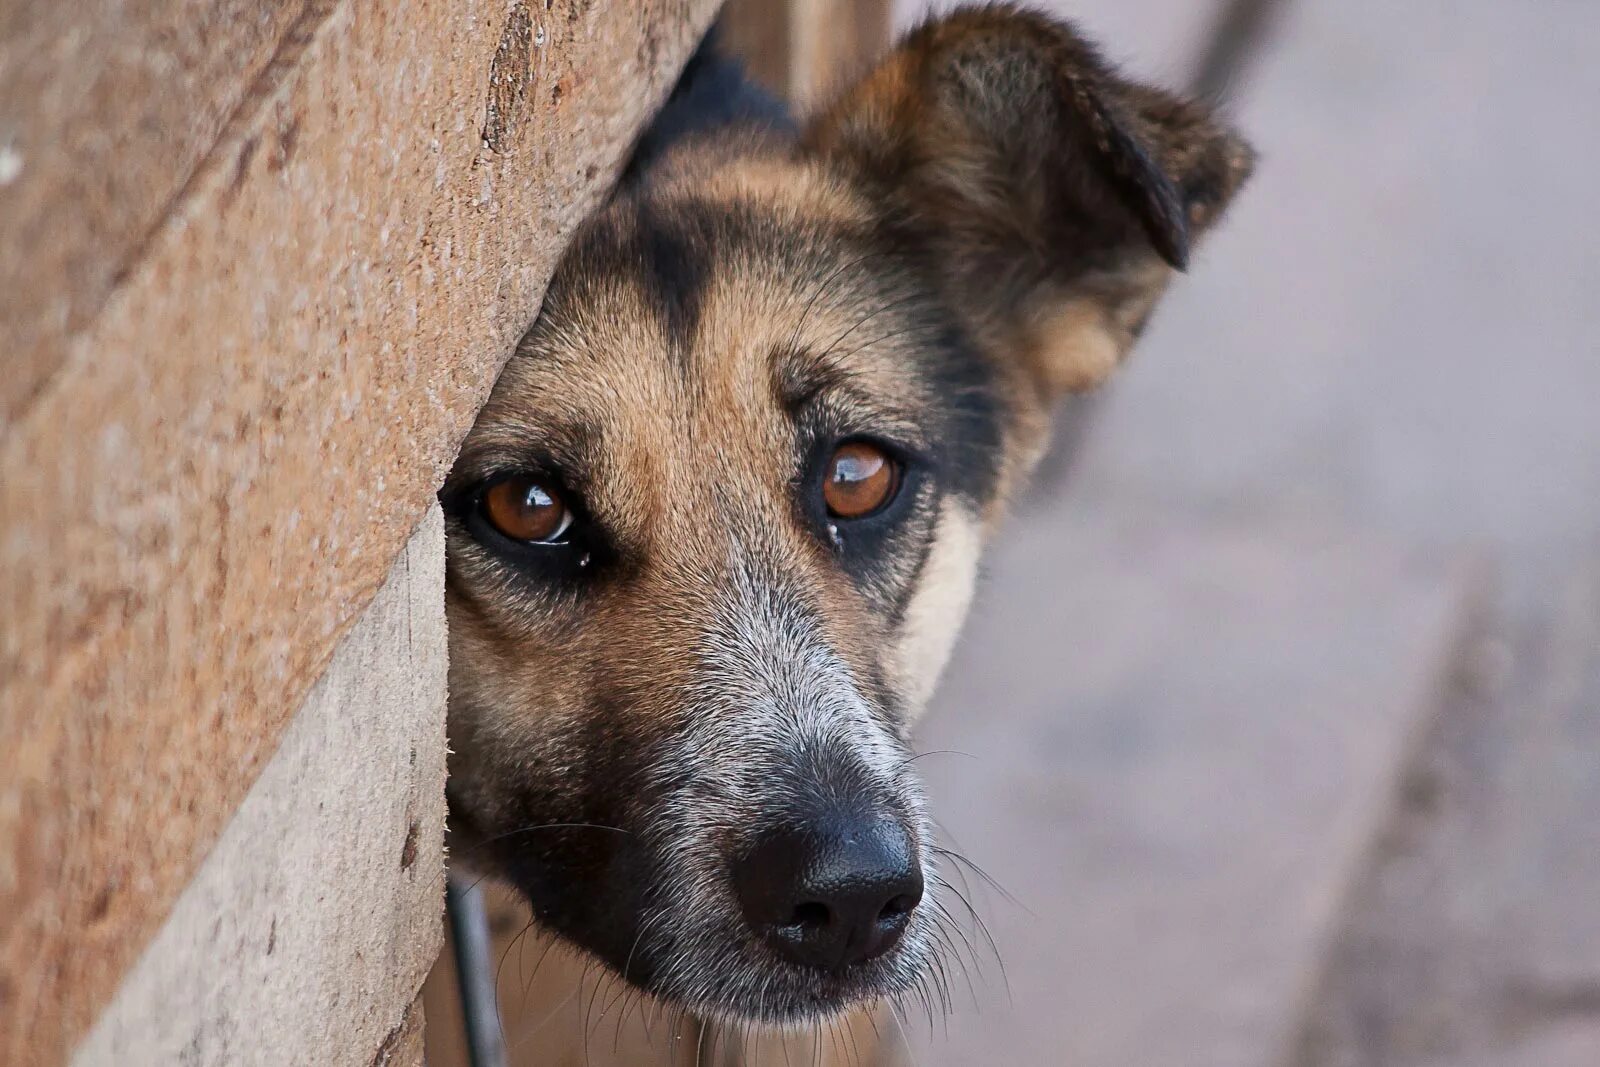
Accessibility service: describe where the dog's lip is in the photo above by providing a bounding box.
[615,933,916,995]
[674,963,917,1025]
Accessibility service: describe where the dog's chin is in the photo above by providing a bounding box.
[666,946,931,1028]
[547,909,933,1027]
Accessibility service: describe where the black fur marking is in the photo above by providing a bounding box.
[549,201,712,369]
[914,316,1004,507]
[634,201,708,364]
[624,26,796,185]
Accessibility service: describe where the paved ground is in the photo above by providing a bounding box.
[894,0,1600,1063]
[906,503,1470,1067]
[1297,558,1600,1067]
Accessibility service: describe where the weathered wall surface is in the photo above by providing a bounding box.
[0,0,720,1062]
[73,508,447,1067]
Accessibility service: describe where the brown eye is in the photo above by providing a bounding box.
[481,475,573,543]
[822,441,901,519]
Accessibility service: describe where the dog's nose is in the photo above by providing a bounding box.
[733,819,923,971]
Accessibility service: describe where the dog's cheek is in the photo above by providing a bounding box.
[442,590,597,846]
[891,499,982,716]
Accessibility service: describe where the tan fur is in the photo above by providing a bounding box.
[893,500,982,714]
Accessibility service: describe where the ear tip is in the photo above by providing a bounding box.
[1144,186,1192,271]
[1155,231,1190,271]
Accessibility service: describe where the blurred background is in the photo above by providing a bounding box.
[8,0,1597,1063]
[894,1,1600,1065]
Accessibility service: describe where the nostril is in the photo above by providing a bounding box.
[788,900,830,929]
[878,893,916,922]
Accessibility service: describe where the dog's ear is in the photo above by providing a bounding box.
[802,4,1253,417]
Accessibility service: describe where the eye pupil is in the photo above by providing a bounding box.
[822,441,900,520]
[482,476,572,543]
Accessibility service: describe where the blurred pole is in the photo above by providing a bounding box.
[447,875,507,1067]
[1191,0,1289,102]
[720,0,893,110]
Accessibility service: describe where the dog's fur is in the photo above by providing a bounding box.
[442,1,1252,1032]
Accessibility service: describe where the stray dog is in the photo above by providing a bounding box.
[441,1,1252,1035]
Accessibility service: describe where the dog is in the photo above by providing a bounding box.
[440,0,1252,1041]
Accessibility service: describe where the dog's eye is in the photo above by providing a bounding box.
[481,475,573,543]
[823,441,901,519]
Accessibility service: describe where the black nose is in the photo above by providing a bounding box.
[732,818,923,971]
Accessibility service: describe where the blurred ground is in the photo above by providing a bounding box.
[893,1,1600,1064]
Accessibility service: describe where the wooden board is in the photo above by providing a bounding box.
[0,0,308,425]
[1296,558,1600,1067]
[73,509,446,1067]
[0,0,721,1061]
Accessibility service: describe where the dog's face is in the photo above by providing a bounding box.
[442,5,1251,1026]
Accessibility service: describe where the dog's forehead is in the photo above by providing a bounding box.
[476,182,943,523]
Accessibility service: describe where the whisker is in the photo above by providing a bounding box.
[490,915,529,1018]
[931,872,1011,1003]
[895,748,978,771]
[909,969,937,1034]
[930,844,1027,912]
[507,973,581,1052]
[928,904,980,987]
[783,249,901,354]
[580,953,598,1067]
[935,913,983,1012]
[927,928,958,1016]
[886,995,917,1058]
[831,320,955,362]
[814,293,940,365]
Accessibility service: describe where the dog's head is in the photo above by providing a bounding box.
[442,4,1251,1025]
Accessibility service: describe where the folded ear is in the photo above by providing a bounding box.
[802,4,1253,418]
